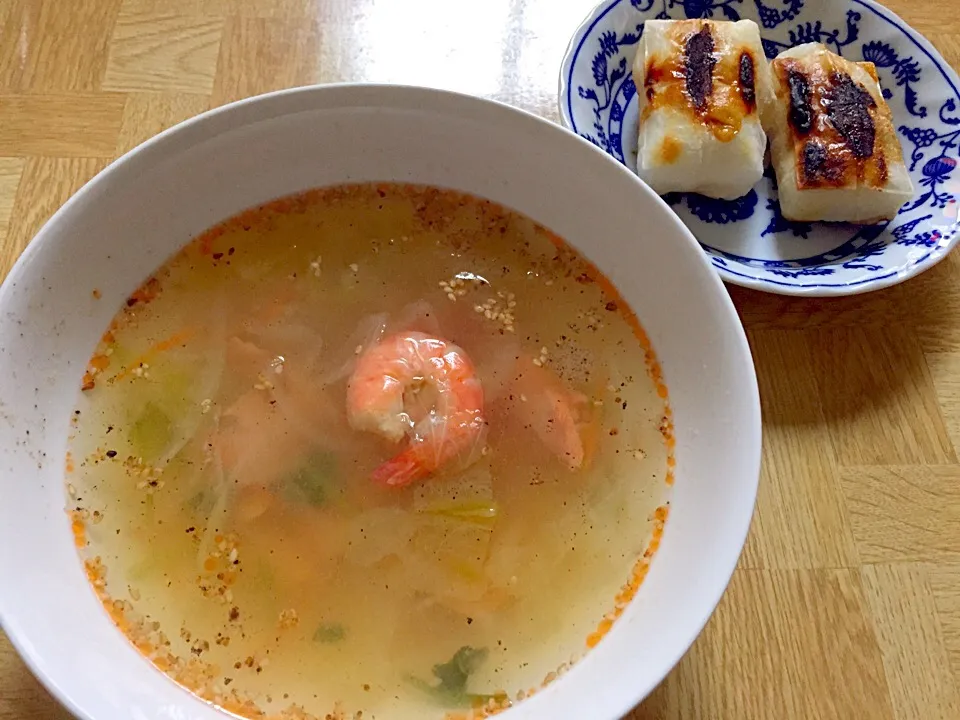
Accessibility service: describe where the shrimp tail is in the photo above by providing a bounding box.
[370,451,428,488]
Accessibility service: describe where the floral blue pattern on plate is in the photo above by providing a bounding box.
[558,0,960,296]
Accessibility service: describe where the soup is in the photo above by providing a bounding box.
[67,183,674,720]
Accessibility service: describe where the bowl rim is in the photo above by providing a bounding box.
[555,0,960,298]
[0,81,761,720]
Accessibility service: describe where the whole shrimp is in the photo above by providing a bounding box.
[347,331,486,487]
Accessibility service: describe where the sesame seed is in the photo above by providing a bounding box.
[349,263,359,273]
[532,358,543,367]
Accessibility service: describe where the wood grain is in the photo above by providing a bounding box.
[0,157,108,278]
[633,569,894,720]
[740,330,859,570]
[0,95,126,157]
[840,466,960,563]
[1,0,960,718]
[2,0,122,93]
[211,16,326,106]
[115,92,209,154]
[0,158,24,246]
[103,9,225,93]
[814,327,956,466]
[0,641,71,720]
[928,564,960,683]
[861,564,960,720]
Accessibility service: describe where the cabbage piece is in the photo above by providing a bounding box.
[404,465,499,593]
[124,313,225,469]
[313,311,388,386]
[414,464,497,525]
[342,508,417,568]
[420,500,498,527]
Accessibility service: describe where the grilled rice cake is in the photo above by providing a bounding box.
[764,42,914,223]
[632,19,774,200]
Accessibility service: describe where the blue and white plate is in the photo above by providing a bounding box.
[559,0,960,296]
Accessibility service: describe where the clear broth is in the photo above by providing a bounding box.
[67,183,673,720]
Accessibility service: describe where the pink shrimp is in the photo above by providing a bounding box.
[346,331,486,487]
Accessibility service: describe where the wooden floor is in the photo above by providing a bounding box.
[2,0,960,718]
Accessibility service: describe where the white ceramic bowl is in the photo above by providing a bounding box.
[0,84,761,720]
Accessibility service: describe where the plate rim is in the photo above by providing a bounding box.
[556,0,960,297]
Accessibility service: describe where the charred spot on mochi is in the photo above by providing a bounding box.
[683,26,716,111]
[875,152,889,184]
[800,139,843,186]
[826,71,877,159]
[802,139,828,182]
[786,68,813,135]
[644,59,665,103]
[739,53,756,108]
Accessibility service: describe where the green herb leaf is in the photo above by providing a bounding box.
[284,451,338,507]
[312,622,346,643]
[187,489,215,514]
[407,645,490,707]
[434,646,487,692]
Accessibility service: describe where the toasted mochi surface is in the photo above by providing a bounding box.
[632,19,774,200]
[763,42,914,223]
